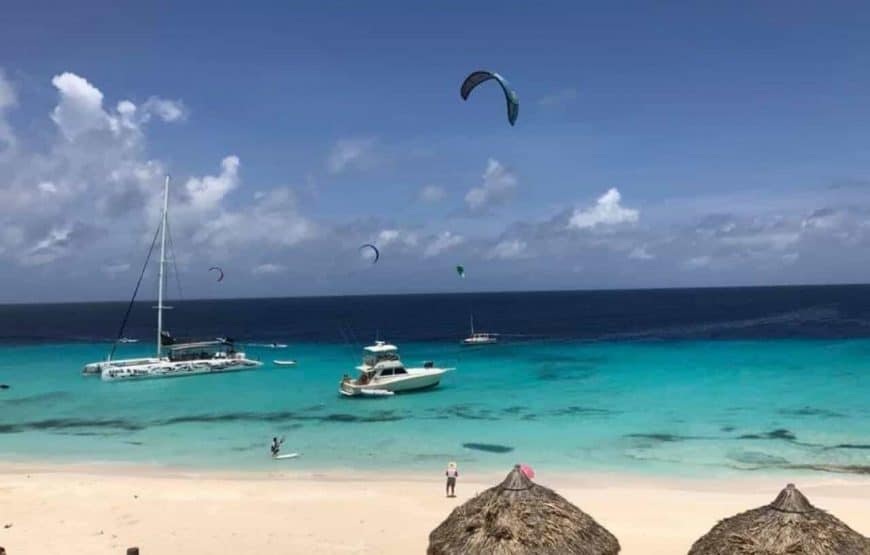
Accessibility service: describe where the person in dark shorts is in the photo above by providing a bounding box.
[270,436,283,457]
[445,462,458,497]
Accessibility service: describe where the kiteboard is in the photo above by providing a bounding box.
[273,453,300,460]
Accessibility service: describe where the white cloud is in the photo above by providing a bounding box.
[568,188,639,230]
[418,185,445,203]
[102,262,131,277]
[685,255,712,269]
[50,72,113,140]
[141,97,186,122]
[719,230,799,251]
[376,228,417,248]
[0,69,17,149]
[465,158,517,212]
[183,155,240,212]
[628,246,654,260]
[538,88,577,107]
[0,70,316,283]
[21,222,101,266]
[487,239,527,260]
[0,70,15,111]
[423,231,464,258]
[50,72,186,143]
[191,187,314,251]
[377,229,400,245]
[37,181,58,195]
[327,137,376,174]
[252,263,285,275]
[801,208,843,231]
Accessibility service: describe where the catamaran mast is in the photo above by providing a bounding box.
[156,175,169,357]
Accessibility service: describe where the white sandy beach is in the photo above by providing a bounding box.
[0,465,868,554]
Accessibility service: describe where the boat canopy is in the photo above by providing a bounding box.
[170,341,233,352]
[364,341,398,354]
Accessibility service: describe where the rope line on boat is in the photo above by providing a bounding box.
[164,218,184,303]
[108,222,161,361]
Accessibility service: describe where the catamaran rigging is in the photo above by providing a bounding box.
[82,176,261,380]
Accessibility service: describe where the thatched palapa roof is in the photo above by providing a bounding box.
[427,465,620,555]
[688,483,870,555]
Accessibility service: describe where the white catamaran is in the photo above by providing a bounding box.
[82,176,261,381]
[461,315,498,345]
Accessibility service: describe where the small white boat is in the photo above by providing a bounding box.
[118,337,139,344]
[461,315,498,345]
[273,360,297,367]
[339,341,452,397]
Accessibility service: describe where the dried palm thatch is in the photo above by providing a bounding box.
[427,465,620,555]
[688,483,870,554]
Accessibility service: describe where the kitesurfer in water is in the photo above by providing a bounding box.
[270,436,283,457]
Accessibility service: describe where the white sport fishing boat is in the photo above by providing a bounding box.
[82,176,261,381]
[461,315,498,345]
[339,341,452,397]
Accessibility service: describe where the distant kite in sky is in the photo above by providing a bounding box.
[209,266,224,282]
[456,265,466,279]
[359,243,380,264]
[460,70,519,126]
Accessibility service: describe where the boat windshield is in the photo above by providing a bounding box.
[364,352,399,366]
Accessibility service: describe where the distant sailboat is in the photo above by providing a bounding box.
[461,314,498,345]
[82,176,262,381]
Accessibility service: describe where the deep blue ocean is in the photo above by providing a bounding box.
[1,286,869,476]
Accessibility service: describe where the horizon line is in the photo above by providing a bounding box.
[2,281,870,307]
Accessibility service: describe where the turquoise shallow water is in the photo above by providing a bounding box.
[1,339,868,477]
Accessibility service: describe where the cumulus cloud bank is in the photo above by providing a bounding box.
[424,231,464,258]
[3,68,870,300]
[487,239,527,260]
[568,188,639,230]
[465,158,517,212]
[418,185,445,203]
[327,137,376,174]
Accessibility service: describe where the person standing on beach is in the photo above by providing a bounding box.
[445,462,458,497]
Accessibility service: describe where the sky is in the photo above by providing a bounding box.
[2,1,870,302]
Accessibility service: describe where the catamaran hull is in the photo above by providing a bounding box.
[83,358,162,376]
[101,359,261,381]
[461,338,498,345]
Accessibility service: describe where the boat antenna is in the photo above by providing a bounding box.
[156,175,170,357]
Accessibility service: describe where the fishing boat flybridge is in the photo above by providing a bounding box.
[461,315,498,346]
[82,176,261,381]
[339,341,452,397]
